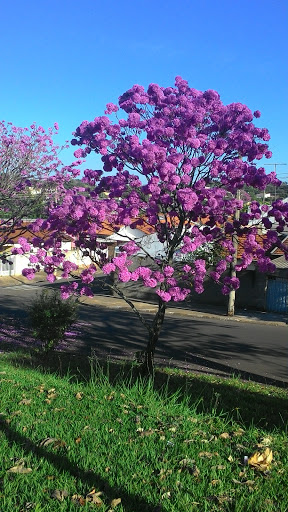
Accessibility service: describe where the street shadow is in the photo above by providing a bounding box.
[1,299,287,386]
[0,418,158,512]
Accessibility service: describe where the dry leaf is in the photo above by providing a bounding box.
[19,502,35,511]
[53,440,67,450]
[257,437,273,448]
[47,393,57,400]
[233,428,245,437]
[199,451,218,458]
[140,429,155,437]
[219,432,230,439]
[38,437,59,447]
[228,455,234,463]
[110,497,122,508]
[161,492,171,500]
[211,464,226,470]
[211,479,221,485]
[86,489,103,505]
[75,437,82,444]
[248,448,273,471]
[51,489,68,501]
[18,399,32,406]
[10,410,22,417]
[75,392,84,400]
[71,493,86,506]
[105,393,115,401]
[179,458,195,467]
[7,463,32,474]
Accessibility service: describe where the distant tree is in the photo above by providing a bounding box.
[21,77,288,375]
[0,121,77,257]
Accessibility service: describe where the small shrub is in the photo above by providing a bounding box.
[28,289,78,352]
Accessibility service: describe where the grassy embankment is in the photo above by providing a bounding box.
[0,351,287,512]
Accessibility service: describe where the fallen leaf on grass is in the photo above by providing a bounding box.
[110,497,122,508]
[233,428,245,437]
[71,494,86,506]
[86,489,103,505]
[75,437,82,444]
[38,437,59,447]
[179,458,200,477]
[257,437,273,448]
[199,452,219,459]
[219,432,230,439]
[105,392,115,401]
[38,437,66,450]
[18,399,32,406]
[51,489,68,501]
[19,502,36,511]
[10,410,22,417]
[248,448,273,472]
[46,393,57,401]
[207,495,232,505]
[232,478,255,491]
[7,462,32,474]
[140,429,155,437]
[35,384,45,393]
[75,392,84,400]
[211,479,221,485]
[72,490,103,507]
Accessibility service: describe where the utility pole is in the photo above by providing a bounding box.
[227,189,241,316]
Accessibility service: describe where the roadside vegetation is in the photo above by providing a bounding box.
[0,351,287,512]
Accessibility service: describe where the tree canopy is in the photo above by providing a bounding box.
[16,77,288,373]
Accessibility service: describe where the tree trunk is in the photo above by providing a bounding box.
[143,298,166,376]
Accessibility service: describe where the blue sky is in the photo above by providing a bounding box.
[1,0,287,180]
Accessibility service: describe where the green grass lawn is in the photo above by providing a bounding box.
[0,351,287,512]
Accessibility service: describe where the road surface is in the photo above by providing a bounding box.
[0,281,287,386]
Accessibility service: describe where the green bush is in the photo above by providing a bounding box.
[28,289,78,352]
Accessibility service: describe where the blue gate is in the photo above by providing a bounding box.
[266,278,288,313]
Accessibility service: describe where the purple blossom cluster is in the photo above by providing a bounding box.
[16,77,288,310]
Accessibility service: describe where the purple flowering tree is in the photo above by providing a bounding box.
[0,121,75,257]
[23,77,288,374]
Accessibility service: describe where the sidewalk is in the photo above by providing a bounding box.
[1,273,287,326]
[80,294,288,326]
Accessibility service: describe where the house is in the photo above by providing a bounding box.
[0,223,91,277]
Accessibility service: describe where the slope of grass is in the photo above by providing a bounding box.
[0,351,287,512]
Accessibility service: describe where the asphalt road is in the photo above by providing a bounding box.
[0,281,287,386]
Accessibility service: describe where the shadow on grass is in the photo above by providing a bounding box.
[4,349,288,433]
[0,418,158,512]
